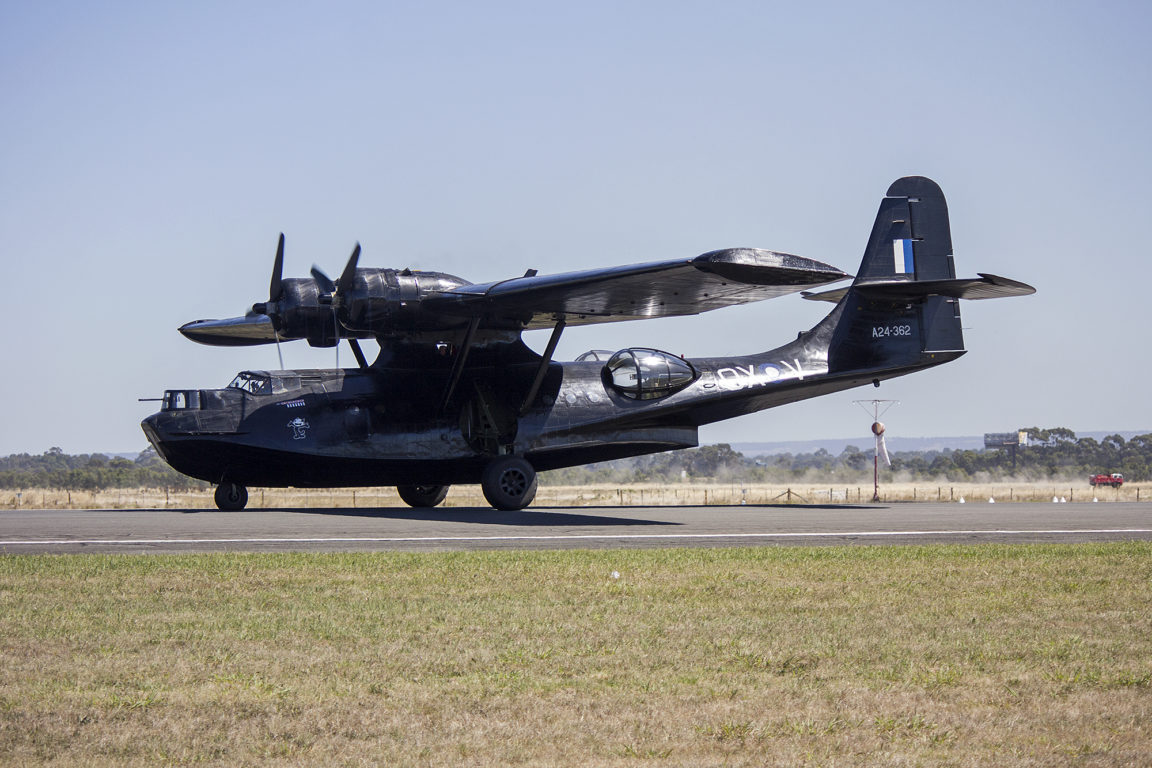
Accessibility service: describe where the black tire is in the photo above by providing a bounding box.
[481,456,538,511]
[214,482,248,511]
[396,484,450,508]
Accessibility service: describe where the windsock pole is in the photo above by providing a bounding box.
[854,399,898,503]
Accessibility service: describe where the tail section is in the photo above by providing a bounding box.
[806,176,1034,377]
[857,176,955,282]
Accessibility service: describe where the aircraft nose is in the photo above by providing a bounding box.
[140,415,171,460]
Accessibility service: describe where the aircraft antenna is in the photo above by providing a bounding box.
[853,399,898,502]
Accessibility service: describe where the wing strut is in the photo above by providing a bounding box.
[520,319,565,415]
[439,316,481,413]
[348,339,368,369]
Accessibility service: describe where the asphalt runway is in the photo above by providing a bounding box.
[2,501,1150,554]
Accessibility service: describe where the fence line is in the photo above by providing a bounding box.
[2,481,1146,509]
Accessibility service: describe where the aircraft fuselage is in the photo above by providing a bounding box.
[142,325,959,490]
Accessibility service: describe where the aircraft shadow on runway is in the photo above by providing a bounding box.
[278,507,681,527]
[163,502,881,524]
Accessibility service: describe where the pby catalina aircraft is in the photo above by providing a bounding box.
[142,176,1033,511]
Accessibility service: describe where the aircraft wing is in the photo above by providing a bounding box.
[426,248,849,329]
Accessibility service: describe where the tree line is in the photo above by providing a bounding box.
[1,427,1148,490]
[895,427,1151,484]
[542,427,1152,485]
[0,447,207,491]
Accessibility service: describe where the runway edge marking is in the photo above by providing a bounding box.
[2,529,1151,546]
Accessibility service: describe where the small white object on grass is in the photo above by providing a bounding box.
[610,571,620,580]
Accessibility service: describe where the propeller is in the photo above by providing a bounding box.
[179,236,399,352]
[310,242,360,307]
[269,232,284,303]
[311,265,336,296]
[247,235,347,347]
[315,243,363,367]
[338,243,361,296]
[251,232,285,317]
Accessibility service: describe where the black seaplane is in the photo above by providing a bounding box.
[142,176,1033,510]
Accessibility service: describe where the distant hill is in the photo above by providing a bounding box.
[730,430,1152,457]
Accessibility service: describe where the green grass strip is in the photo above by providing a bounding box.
[2,543,1150,765]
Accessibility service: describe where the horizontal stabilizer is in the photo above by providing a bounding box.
[802,273,1035,303]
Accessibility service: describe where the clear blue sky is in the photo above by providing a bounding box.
[2,1,1150,455]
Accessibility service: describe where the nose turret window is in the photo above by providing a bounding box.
[604,348,696,400]
[162,390,202,411]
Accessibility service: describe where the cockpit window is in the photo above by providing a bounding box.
[271,376,300,394]
[575,349,614,362]
[227,372,271,395]
[604,348,696,400]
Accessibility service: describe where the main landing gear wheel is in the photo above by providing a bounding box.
[396,484,450,508]
[214,482,248,511]
[481,456,538,511]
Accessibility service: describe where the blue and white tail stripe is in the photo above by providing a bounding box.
[892,239,915,275]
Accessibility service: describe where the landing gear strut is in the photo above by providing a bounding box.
[214,482,248,511]
[481,456,538,511]
[396,484,450,508]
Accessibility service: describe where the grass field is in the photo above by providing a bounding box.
[1,544,1150,766]
[3,480,1148,509]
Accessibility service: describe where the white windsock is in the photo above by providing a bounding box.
[872,422,891,467]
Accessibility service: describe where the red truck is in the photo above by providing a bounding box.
[1089,473,1124,488]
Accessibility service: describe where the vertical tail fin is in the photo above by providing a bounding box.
[856,176,956,283]
[827,177,965,374]
[796,177,1030,380]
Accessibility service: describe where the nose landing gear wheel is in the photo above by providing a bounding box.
[481,456,538,511]
[214,482,248,511]
[396,484,450,508]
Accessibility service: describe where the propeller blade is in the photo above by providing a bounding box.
[311,265,335,294]
[270,233,285,301]
[338,243,361,296]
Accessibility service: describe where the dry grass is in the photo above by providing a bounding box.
[3,481,1149,509]
[1,544,1150,766]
